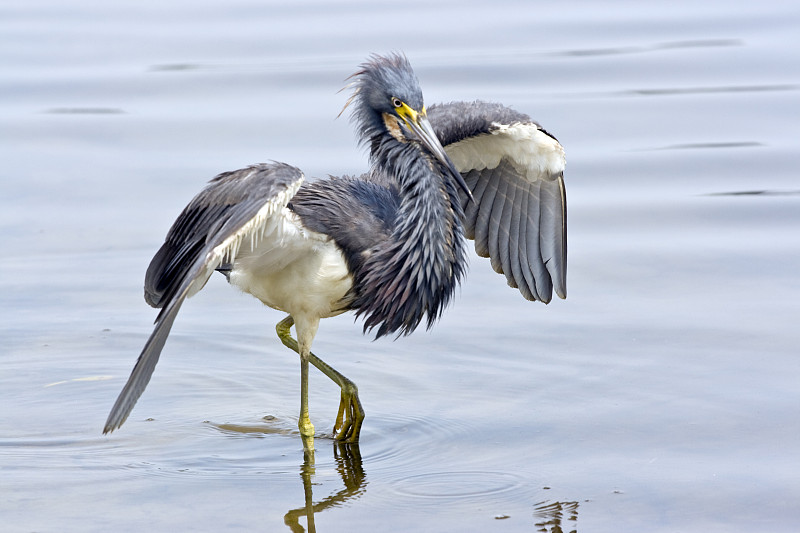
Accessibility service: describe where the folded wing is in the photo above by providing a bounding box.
[427,101,567,303]
[104,162,304,433]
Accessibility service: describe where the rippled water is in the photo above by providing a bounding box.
[2,1,799,531]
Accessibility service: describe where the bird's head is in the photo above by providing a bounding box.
[342,52,423,132]
[343,53,473,201]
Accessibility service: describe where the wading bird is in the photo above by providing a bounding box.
[104,53,567,447]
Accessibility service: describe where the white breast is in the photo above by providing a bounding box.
[227,209,353,320]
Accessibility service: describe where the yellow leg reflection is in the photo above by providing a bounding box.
[284,442,366,533]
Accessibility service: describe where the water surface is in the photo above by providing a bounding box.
[2,1,799,531]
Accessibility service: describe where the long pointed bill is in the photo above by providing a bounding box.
[402,110,474,203]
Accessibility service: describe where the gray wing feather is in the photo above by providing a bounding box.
[103,267,189,433]
[104,162,303,433]
[540,173,568,294]
[524,180,547,301]
[497,171,518,283]
[145,163,302,307]
[503,176,524,291]
[516,183,536,300]
[473,169,499,258]
[428,101,567,302]
[462,169,486,239]
[487,168,509,275]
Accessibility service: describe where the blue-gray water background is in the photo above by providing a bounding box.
[2,1,799,531]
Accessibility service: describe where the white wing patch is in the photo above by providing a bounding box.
[445,123,566,181]
[214,180,303,264]
[185,177,304,299]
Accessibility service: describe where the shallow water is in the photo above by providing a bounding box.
[2,1,799,531]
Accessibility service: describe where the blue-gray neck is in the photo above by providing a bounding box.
[354,134,467,338]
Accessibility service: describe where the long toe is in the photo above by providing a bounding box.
[333,387,364,443]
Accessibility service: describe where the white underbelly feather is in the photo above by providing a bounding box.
[227,209,353,319]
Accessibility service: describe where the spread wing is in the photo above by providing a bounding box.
[427,101,567,303]
[104,162,303,433]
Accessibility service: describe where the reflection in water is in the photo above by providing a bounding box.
[211,416,297,437]
[534,500,579,533]
[284,443,366,533]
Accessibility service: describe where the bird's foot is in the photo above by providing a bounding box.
[332,382,364,443]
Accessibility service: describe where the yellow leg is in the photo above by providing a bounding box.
[276,315,365,443]
[298,353,315,455]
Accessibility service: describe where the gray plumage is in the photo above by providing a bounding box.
[106,163,304,433]
[429,100,567,302]
[103,53,567,440]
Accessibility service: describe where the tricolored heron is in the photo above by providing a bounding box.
[103,53,567,447]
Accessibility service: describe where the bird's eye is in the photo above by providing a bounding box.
[391,97,403,108]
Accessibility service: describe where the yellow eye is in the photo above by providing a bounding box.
[391,97,403,108]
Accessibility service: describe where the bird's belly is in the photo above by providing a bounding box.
[227,229,353,320]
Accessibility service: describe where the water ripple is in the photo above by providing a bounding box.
[391,470,526,500]
[563,83,798,99]
[704,189,800,197]
[554,38,742,58]
[359,412,474,472]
